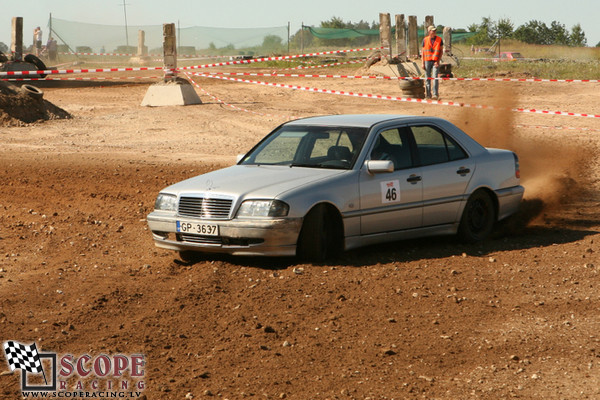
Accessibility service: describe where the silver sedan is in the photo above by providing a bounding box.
[147,114,524,261]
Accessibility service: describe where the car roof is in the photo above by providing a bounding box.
[285,114,419,128]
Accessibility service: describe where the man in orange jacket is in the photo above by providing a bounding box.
[421,25,444,99]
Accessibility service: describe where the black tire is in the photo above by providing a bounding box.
[398,79,418,90]
[458,190,496,243]
[179,250,203,264]
[21,84,44,99]
[297,204,343,262]
[412,78,424,88]
[24,54,47,78]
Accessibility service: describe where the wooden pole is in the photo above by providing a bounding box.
[395,14,406,61]
[11,17,23,61]
[443,26,452,56]
[407,16,418,59]
[163,23,177,82]
[379,13,392,61]
[137,30,146,56]
[424,15,434,32]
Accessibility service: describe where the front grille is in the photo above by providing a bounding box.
[178,196,233,220]
[178,233,222,245]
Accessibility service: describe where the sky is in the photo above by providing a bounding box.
[2,0,599,49]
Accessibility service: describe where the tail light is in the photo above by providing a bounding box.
[513,153,520,179]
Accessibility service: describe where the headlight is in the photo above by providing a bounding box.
[154,193,177,211]
[237,200,289,218]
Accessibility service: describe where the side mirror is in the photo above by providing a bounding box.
[236,154,245,164]
[366,160,394,173]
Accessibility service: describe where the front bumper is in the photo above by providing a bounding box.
[147,212,303,256]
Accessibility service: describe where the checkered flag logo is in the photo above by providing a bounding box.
[3,341,43,374]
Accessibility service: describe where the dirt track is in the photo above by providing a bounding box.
[1,66,600,399]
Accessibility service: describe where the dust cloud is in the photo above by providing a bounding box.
[450,85,591,225]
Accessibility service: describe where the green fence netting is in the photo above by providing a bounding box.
[305,26,475,42]
[49,17,289,53]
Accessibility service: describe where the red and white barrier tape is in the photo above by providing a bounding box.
[443,76,600,83]
[0,47,380,77]
[514,124,600,133]
[183,73,296,120]
[58,51,236,59]
[58,52,153,57]
[2,76,160,81]
[178,46,384,70]
[193,72,600,119]
[201,71,600,84]
[279,59,366,70]
[189,73,598,130]
[0,66,166,77]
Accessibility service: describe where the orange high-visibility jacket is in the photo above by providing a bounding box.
[422,36,443,61]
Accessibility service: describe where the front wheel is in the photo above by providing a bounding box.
[458,190,495,243]
[297,205,342,262]
[178,250,203,264]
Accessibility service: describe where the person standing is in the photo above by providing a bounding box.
[34,27,43,57]
[421,25,443,100]
[47,37,58,62]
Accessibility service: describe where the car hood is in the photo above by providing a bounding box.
[162,165,348,200]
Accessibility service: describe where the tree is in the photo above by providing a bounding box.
[261,35,284,53]
[494,18,514,39]
[513,20,551,44]
[0,42,7,53]
[549,21,569,45]
[465,17,495,45]
[513,19,587,46]
[321,16,347,29]
[569,24,587,46]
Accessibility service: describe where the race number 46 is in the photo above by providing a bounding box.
[380,180,400,203]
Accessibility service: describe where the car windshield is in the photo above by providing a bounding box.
[240,125,369,169]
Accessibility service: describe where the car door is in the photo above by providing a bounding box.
[409,125,474,227]
[359,127,423,235]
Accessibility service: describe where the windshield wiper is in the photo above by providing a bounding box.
[290,163,319,168]
[290,163,345,169]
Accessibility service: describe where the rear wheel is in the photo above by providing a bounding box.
[458,190,495,243]
[297,205,343,262]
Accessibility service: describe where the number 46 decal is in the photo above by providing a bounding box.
[380,180,400,203]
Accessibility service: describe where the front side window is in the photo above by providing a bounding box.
[370,128,413,170]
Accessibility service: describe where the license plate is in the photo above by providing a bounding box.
[176,221,219,236]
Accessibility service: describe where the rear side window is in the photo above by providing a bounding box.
[410,125,467,166]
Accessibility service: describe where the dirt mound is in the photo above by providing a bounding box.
[0,81,71,126]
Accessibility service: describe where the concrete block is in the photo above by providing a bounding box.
[141,81,202,107]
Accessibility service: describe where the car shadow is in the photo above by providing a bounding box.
[339,225,597,267]
[175,197,599,270]
[174,224,597,271]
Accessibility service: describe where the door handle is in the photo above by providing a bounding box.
[407,175,422,183]
[456,167,470,175]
